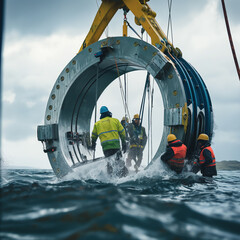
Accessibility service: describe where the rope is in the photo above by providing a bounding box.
[126,20,142,39]
[95,0,99,7]
[150,77,154,162]
[93,63,99,159]
[122,11,141,40]
[139,72,150,130]
[167,0,174,45]
[114,59,131,120]
[124,72,128,120]
[147,76,151,164]
[221,0,240,81]
[147,75,154,164]
[94,64,99,124]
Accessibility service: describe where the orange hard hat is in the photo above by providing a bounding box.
[121,116,129,123]
[133,114,140,119]
[167,134,177,142]
[197,133,209,141]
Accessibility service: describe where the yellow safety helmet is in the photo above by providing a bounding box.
[133,114,140,119]
[121,116,129,123]
[167,134,177,142]
[197,133,209,141]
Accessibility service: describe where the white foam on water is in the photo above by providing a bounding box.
[61,153,178,184]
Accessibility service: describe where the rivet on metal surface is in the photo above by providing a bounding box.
[173,90,177,96]
[61,76,64,81]
[175,103,180,108]
[152,52,157,56]
[49,105,53,110]
[56,168,60,173]
[47,115,51,121]
[134,42,139,47]
[144,46,148,50]
[51,94,56,100]
[52,158,56,162]
[56,85,60,90]
[72,60,76,65]
[168,74,173,79]
[116,40,120,45]
[88,48,92,52]
[66,68,69,73]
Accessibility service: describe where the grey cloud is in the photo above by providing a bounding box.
[213,139,238,160]
[216,0,240,25]
[151,0,209,26]
[3,86,47,141]
[5,0,239,38]
[5,0,99,35]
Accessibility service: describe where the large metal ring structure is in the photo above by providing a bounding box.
[37,37,213,178]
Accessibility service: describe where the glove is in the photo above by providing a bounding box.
[194,154,200,162]
[133,137,138,144]
[122,142,127,153]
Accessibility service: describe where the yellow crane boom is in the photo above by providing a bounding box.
[78,0,181,57]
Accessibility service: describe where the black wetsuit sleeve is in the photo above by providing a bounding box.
[203,149,213,165]
[161,148,174,162]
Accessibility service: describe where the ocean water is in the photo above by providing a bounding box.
[1,160,240,240]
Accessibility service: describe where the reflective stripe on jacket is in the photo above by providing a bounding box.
[199,146,216,167]
[130,144,144,149]
[168,140,187,169]
[91,117,126,151]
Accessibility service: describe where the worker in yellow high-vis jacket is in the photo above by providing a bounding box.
[91,106,128,177]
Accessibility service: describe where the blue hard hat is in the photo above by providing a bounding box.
[100,106,109,114]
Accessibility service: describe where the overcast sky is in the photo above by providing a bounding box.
[2,0,240,169]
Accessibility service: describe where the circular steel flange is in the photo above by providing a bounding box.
[43,37,189,177]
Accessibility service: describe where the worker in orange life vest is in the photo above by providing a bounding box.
[161,134,187,174]
[195,133,217,177]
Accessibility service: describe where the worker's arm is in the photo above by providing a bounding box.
[142,127,147,147]
[192,162,200,174]
[118,121,126,141]
[91,124,98,150]
[161,147,174,162]
[118,121,127,153]
[202,149,213,165]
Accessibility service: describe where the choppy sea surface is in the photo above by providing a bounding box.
[1,160,240,240]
